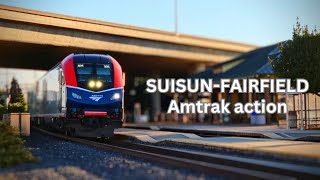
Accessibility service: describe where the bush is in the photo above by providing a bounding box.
[8,102,25,113]
[0,122,36,167]
[0,104,6,120]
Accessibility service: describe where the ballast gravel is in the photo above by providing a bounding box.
[0,130,224,180]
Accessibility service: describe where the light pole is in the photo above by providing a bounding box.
[174,0,178,34]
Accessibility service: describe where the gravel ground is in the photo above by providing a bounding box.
[0,130,224,180]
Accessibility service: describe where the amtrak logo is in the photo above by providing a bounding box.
[72,93,82,100]
[89,95,103,102]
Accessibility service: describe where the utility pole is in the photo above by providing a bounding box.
[174,0,178,34]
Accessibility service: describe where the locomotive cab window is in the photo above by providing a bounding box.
[76,63,93,81]
[75,62,113,91]
[96,64,113,89]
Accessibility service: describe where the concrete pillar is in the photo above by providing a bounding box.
[134,102,141,123]
[150,72,161,122]
[264,87,271,124]
[5,113,30,136]
[151,90,161,111]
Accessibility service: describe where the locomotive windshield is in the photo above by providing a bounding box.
[96,64,112,83]
[75,62,113,91]
[76,63,93,82]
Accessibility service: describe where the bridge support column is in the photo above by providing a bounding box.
[150,72,161,122]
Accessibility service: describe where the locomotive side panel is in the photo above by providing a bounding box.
[35,65,62,115]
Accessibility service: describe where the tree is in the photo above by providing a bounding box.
[8,78,26,113]
[0,90,7,119]
[0,90,5,105]
[271,19,320,96]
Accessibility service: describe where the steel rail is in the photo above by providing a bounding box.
[32,127,318,179]
[122,125,320,142]
[121,125,269,138]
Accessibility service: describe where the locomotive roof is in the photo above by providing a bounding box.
[62,54,113,64]
[41,54,114,77]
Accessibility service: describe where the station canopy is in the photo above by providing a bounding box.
[193,43,281,81]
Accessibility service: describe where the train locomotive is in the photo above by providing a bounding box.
[31,54,124,137]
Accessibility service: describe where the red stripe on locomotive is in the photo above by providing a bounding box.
[62,54,77,87]
[111,57,122,88]
[84,111,107,116]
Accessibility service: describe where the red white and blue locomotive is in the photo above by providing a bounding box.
[31,54,124,137]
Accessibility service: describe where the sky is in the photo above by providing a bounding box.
[0,0,319,46]
[0,68,46,88]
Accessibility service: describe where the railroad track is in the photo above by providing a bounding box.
[122,125,269,138]
[122,125,320,142]
[32,127,320,180]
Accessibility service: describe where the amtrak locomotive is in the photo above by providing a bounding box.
[31,54,124,137]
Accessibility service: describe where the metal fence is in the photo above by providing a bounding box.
[287,93,320,129]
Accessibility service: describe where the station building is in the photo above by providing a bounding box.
[173,44,320,128]
[152,44,281,124]
[192,44,281,124]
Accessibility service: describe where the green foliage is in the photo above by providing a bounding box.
[0,104,7,120]
[271,19,320,95]
[8,102,25,113]
[0,90,5,105]
[9,78,26,112]
[0,122,36,167]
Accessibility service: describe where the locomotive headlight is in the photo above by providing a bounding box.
[96,81,103,88]
[88,80,95,88]
[111,93,120,100]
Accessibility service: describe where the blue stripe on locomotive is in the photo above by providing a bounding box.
[66,86,123,109]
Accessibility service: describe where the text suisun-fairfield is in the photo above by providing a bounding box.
[146,78,309,93]
[146,78,309,114]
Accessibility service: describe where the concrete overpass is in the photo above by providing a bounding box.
[0,5,257,75]
[0,5,259,121]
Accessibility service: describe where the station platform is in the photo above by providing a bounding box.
[115,128,320,160]
[123,123,320,141]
